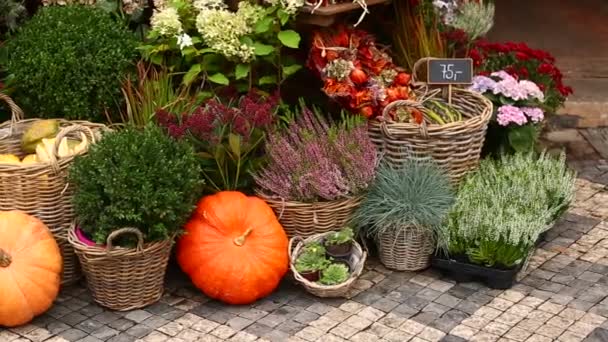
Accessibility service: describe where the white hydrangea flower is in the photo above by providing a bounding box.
[266,0,305,15]
[195,8,255,62]
[177,33,193,50]
[237,1,266,27]
[151,7,183,36]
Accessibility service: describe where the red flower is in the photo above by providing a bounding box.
[519,67,529,79]
[538,63,554,74]
[515,52,530,61]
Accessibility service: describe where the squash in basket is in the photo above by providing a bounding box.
[0,211,62,327]
[177,191,289,305]
[0,154,21,164]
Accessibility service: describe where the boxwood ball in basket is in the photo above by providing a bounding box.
[0,211,62,327]
[177,191,289,305]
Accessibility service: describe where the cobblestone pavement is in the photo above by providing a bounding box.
[3,160,608,342]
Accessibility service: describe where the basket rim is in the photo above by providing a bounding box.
[259,194,363,208]
[67,224,175,257]
[369,88,493,131]
[289,232,367,291]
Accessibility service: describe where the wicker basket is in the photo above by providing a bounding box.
[261,195,362,238]
[0,94,108,285]
[377,226,434,271]
[368,81,492,184]
[289,232,367,298]
[68,225,173,311]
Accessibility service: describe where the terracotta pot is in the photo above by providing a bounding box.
[299,269,320,282]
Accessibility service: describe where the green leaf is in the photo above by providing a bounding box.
[182,64,202,85]
[277,9,291,26]
[228,133,241,158]
[207,72,230,85]
[282,64,302,77]
[96,0,118,13]
[255,17,274,34]
[259,75,278,85]
[507,125,538,153]
[277,30,301,49]
[235,64,250,80]
[254,42,275,56]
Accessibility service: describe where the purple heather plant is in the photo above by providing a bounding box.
[255,105,377,202]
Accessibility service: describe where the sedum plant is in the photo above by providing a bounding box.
[4,6,137,121]
[325,227,354,246]
[319,264,349,285]
[352,159,454,239]
[295,251,330,273]
[69,125,203,244]
[443,152,576,268]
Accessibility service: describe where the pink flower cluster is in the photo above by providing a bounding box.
[470,71,545,102]
[497,105,544,127]
[255,107,377,202]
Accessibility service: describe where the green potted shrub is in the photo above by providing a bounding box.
[353,159,454,271]
[294,248,331,282]
[4,5,137,121]
[319,264,350,286]
[324,227,355,259]
[67,125,202,310]
[434,152,576,289]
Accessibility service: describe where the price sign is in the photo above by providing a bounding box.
[427,58,473,85]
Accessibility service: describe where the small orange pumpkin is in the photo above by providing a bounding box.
[0,211,62,327]
[177,191,288,305]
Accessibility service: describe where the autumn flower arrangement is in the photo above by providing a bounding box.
[469,70,545,153]
[254,103,377,202]
[156,90,280,192]
[470,41,573,113]
[307,25,414,119]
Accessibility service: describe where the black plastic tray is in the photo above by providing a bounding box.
[431,255,522,289]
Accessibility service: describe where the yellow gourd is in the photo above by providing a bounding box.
[35,132,89,162]
[21,120,60,154]
[0,154,21,165]
[21,155,39,165]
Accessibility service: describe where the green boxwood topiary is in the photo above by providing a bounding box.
[69,125,203,244]
[5,5,137,122]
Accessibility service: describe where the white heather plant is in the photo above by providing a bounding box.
[442,152,576,269]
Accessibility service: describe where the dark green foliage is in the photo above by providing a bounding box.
[5,5,137,121]
[0,0,26,33]
[325,227,354,246]
[69,125,203,244]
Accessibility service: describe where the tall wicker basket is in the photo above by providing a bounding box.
[68,225,174,311]
[0,94,108,285]
[377,225,434,271]
[368,88,492,184]
[261,195,362,238]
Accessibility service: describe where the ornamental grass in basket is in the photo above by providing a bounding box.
[254,102,377,237]
[67,125,202,310]
[352,158,454,271]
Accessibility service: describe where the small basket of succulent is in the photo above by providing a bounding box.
[289,228,366,298]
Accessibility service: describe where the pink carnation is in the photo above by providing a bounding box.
[522,107,544,123]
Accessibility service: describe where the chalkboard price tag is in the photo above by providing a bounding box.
[427,58,473,85]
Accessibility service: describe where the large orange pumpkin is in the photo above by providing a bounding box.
[0,211,62,327]
[177,191,288,305]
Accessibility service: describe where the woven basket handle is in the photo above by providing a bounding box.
[52,124,96,158]
[0,93,24,138]
[411,57,436,88]
[288,236,305,260]
[106,228,145,252]
[381,100,429,138]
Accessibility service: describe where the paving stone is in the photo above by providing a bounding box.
[238,308,269,321]
[371,298,400,312]
[229,331,257,342]
[275,319,304,334]
[76,319,105,333]
[435,294,462,308]
[107,335,136,342]
[323,308,352,322]
[428,280,455,293]
[455,300,481,315]
[243,323,273,337]
[378,313,408,328]
[399,319,426,335]
[92,312,122,325]
[328,323,357,339]
[91,326,120,341]
[207,310,236,324]
[441,334,468,342]
[140,316,169,329]
[417,288,443,301]
[584,328,608,342]
[124,324,154,338]
[142,331,170,342]
[308,316,339,332]
[57,328,88,341]
[262,329,290,342]
[411,311,441,326]
[423,303,450,315]
[504,327,532,341]
[47,321,71,335]
[419,326,446,341]
[357,306,386,321]
[210,325,237,339]
[306,303,332,315]
[450,325,478,339]
[352,291,383,305]
[429,316,460,333]
[469,331,500,341]
[292,311,319,325]
[537,323,567,338]
[343,315,373,330]
[124,310,152,323]
[448,286,477,300]
[60,312,88,326]
[519,296,546,308]
[191,318,220,333]
[78,336,104,342]
[568,299,596,311]
[369,322,392,337]
[384,330,414,342]
[225,316,254,331]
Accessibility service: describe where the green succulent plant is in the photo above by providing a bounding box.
[325,227,354,246]
[319,264,350,285]
[295,252,331,273]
